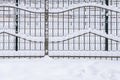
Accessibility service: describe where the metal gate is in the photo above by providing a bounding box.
[48,0,120,57]
[0,0,45,57]
[0,0,120,58]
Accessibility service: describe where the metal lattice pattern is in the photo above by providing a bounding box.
[0,0,119,57]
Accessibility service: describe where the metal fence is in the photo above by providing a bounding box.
[0,0,120,57]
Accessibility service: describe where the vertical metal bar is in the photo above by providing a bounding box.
[3,7,5,50]
[68,11,70,50]
[83,7,86,50]
[18,9,20,50]
[23,10,25,50]
[45,0,49,55]
[110,11,112,50]
[94,7,96,50]
[68,11,70,33]
[78,8,80,50]
[57,13,59,50]
[105,0,108,51]
[15,0,18,51]
[73,9,74,32]
[100,8,102,50]
[8,7,10,50]
[29,12,31,50]
[116,12,118,50]
[63,12,64,36]
[35,13,36,50]
[89,7,90,50]
[78,8,80,30]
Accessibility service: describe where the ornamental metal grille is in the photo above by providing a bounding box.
[0,0,120,57]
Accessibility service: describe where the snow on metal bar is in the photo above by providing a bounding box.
[49,51,120,57]
[1,28,120,43]
[0,3,44,13]
[49,3,120,13]
[0,51,44,56]
[1,3,120,13]
[50,28,120,42]
[0,29,44,42]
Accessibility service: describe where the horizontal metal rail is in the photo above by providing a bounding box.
[1,3,120,13]
[0,55,119,60]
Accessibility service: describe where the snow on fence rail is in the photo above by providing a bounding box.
[1,3,120,13]
[0,29,44,42]
[49,28,120,42]
[49,3,120,13]
[49,51,120,57]
[0,51,44,56]
[1,28,120,43]
[0,4,44,13]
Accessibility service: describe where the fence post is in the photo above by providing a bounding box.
[44,0,49,55]
[15,0,18,51]
[105,0,108,51]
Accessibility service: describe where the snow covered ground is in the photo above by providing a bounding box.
[0,57,120,80]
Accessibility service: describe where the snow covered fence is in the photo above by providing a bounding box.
[0,1,120,58]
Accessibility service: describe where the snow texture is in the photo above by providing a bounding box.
[0,58,120,80]
[1,28,120,42]
[0,3,44,13]
[2,28,120,42]
[1,3,120,13]
[50,28,120,42]
[0,51,44,56]
[0,29,44,42]
[49,3,120,13]
[49,51,120,57]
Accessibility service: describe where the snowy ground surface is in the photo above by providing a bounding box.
[0,57,120,80]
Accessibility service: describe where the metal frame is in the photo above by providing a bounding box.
[15,0,18,51]
[105,0,108,51]
[0,0,119,59]
[45,0,49,55]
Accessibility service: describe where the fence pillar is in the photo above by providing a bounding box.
[44,0,49,55]
[105,0,108,51]
[15,0,18,51]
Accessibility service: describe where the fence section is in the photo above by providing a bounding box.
[0,0,45,56]
[0,0,120,57]
[48,0,120,57]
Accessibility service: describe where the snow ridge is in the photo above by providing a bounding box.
[49,3,120,13]
[0,3,44,13]
[0,29,44,42]
[49,51,120,57]
[1,3,120,13]
[50,28,120,42]
[0,28,120,42]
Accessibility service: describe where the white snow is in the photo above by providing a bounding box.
[0,29,44,42]
[2,28,120,42]
[1,3,120,14]
[0,58,120,80]
[49,51,120,57]
[0,51,44,56]
[50,28,120,42]
[0,3,44,13]
[49,3,120,13]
